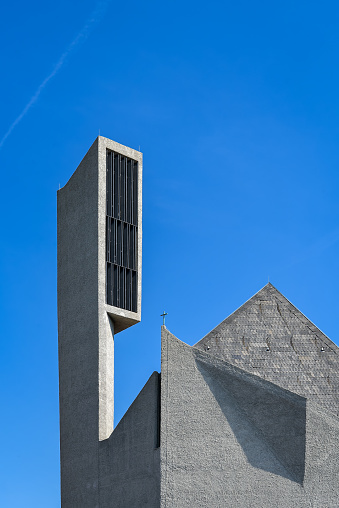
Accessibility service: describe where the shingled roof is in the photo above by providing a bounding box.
[194,283,339,417]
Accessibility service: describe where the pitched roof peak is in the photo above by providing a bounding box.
[194,284,339,417]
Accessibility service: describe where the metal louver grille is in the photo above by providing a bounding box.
[106,149,138,312]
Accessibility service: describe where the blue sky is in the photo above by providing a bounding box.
[1,1,339,505]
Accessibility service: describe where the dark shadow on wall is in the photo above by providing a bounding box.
[195,352,306,485]
[99,371,160,508]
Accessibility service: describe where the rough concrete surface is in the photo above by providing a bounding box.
[99,372,160,507]
[58,138,100,508]
[161,327,339,507]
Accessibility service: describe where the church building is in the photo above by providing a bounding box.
[57,137,339,507]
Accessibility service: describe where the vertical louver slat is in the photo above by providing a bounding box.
[106,217,110,263]
[126,269,131,310]
[114,154,119,218]
[107,263,111,305]
[133,161,138,225]
[127,160,131,224]
[111,150,114,217]
[132,271,137,312]
[113,265,118,307]
[106,151,112,216]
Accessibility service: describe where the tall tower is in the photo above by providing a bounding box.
[57,137,142,507]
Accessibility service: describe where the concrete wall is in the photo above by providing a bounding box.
[99,372,160,507]
[57,139,100,507]
[160,327,339,507]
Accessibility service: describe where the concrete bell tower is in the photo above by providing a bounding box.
[57,137,142,507]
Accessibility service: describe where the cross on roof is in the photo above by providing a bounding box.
[160,311,168,326]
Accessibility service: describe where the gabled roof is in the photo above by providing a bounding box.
[194,283,339,417]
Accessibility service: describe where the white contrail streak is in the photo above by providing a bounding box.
[0,1,109,150]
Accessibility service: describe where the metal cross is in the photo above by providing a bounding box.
[160,311,168,326]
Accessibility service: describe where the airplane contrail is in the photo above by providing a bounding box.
[0,0,110,150]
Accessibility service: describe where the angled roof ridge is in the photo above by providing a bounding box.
[265,284,338,353]
[195,283,338,353]
[194,283,272,346]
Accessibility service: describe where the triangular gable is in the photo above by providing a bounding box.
[194,283,339,417]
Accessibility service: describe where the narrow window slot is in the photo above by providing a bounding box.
[127,160,132,224]
[134,226,137,270]
[126,269,131,310]
[120,157,125,222]
[107,263,112,305]
[113,219,117,264]
[114,154,119,218]
[131,225,135,269]
[133,161,138,225]
[110,218,115,264]
[106,217,110,263]
[118,155,122,219]
[111,152,115,217]
[131,164,134,226]
[123,223,128,267]
[106,152,112,216]
[119,267,125,309]
[132,271,137,312]
[113,265,118,307]
[118,265,122,307]
[126,224,130,269]
[117,221,121,266]
[124,157,128,222]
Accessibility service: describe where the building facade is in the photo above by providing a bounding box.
[58,138,339,507]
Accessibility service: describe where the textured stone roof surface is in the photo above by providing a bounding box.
[195,283,339,417]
